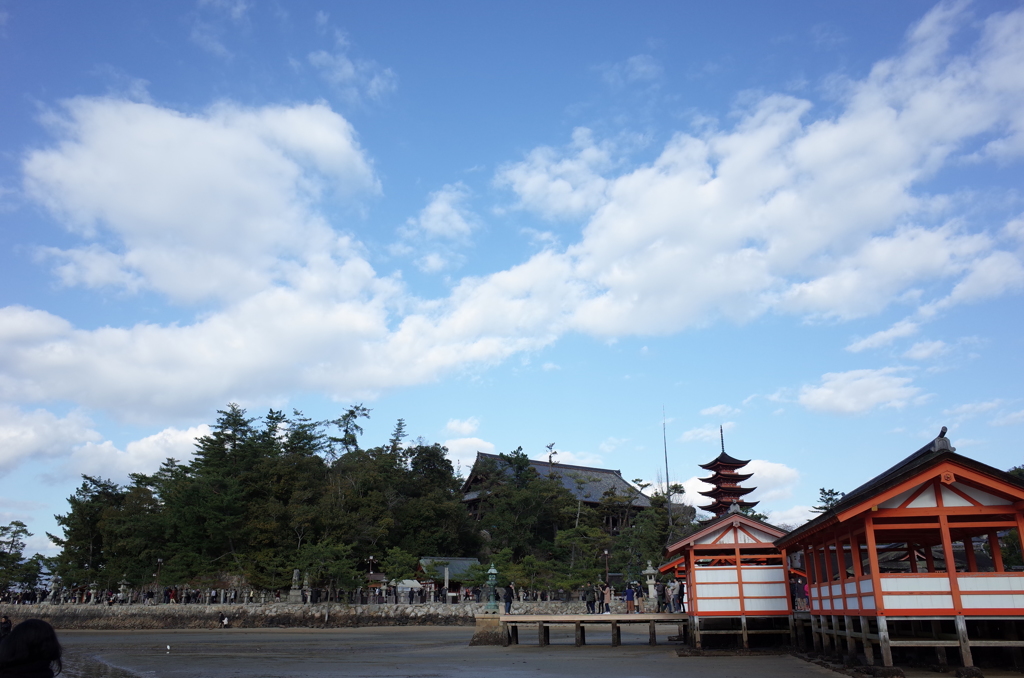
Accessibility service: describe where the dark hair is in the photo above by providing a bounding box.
[0,619,63,675]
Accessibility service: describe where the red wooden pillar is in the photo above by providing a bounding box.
[963,538,978,572]
[989,532,1005,572]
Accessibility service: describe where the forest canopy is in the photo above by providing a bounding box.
[43,404,694,594]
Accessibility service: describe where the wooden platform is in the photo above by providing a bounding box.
[499,613,688,647]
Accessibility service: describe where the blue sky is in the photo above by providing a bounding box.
[2,0,1023,554]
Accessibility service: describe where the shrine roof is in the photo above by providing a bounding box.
[699,472,753,483]
[665,512,787,555]
[776,430,1024,549]
[462,452,651,507]
[698,451,751,469]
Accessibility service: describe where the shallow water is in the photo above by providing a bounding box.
[57,626,839,678]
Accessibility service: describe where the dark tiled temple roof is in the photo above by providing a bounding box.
[776,430,1024,549]
[462,452,651,507]
[699,451,751,469]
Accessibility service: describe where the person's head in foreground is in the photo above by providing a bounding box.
[0,619,63,677]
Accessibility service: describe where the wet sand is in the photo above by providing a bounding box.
[57,625,842,678]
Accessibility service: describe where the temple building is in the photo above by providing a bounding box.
[776,429,1024,668]
[660,443,794,648]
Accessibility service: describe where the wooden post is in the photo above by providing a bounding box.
[832,614,841,657]
[989,532,1005,572]
[649,619,658,646]
[908,542,918,573]
[610,621,619,646]
[789,614,796,647]
[844,615,856,658]
[931,620,947,666]
[538,621,548,646]
[955,614,973,667]
[924,540,936,572]
[810,614,822,652]
[862,618,875,666]
[963,538,977,572]
[575,621,585,647]
[877,615,893,667]
[740,616,748,650]
[510,623,519,645]
[939,514,963,612]
[864,517,883,616]
[693,615,702,649]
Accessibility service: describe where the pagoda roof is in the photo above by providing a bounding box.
[698,485,756,499]
[698,451,751,470]
[699,472,753,484]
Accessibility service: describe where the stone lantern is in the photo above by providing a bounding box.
[643,560,658,601]
[484,563,499,613]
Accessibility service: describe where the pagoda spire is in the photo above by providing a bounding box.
[698,427,759,518]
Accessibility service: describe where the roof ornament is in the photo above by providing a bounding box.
[728,501,741,514]
[720,424,725,455]
[933,425,955,452]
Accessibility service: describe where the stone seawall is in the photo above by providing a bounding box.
[0,600,627,630]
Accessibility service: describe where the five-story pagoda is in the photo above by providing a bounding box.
[698,427,758,517]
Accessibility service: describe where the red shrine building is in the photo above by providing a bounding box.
[660,448,794,648]
[776,430,1024,668]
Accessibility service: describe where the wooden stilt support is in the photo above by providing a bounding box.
[789,615,797,647]
[649,619,658,646]
[693,615,702,650]
[810,615,822,652]
[610,621,620,647]
[877,615,893,667]
[931,620,947,667]
[1004,619,1023,669]
[863,618,875,666]
[741,616,748,649]
[831,614,841,656]
[509,623,518,645]
[575,621,585,647]
[845,615,856,658]
[955,614,973,668]
[538,621,549,646]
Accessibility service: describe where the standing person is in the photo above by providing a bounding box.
[602,583,613,614]
[635,584,645,614]
[584,584,596,614]
[502,582,516,615]
[0,616,12,639]
[0,618,63,677]
[655,581,666,613]
[624,584,635,613]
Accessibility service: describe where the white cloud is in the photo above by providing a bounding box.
[744,459,800,503]
[0,405,206,481]
[768,505,815,528]
[602,54,663,87]
[700,404,739,417]
[406,183,476,240]
[445,417,479,436]
[63,425,208,481]
[307,50,397,103]
[598,437,627,454]
[991,410,1024,426]
[495,127,613,220]
[903,339,949,360]
[443,437,494,475]
[8,3,1024,426]
[846,319,921,352]
[24,98,379,304]
[798,368,919,413]
[0,406,101,475]
[680,421,735,443]
[943,399,1001,424]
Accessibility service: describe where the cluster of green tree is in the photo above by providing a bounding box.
[44,404,703,595]
[0,521,44,598]
[454,449,698,590]
[47,405,478,593]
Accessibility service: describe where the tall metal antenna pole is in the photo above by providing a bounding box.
[663,407,673,528]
